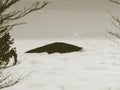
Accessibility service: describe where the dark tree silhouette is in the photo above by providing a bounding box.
[107,0,120,40]
[0,0,48,68]
[0,33,15,67]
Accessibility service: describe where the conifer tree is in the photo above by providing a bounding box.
[0,0,48,68]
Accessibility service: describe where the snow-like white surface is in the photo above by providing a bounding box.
[1,39,120,90]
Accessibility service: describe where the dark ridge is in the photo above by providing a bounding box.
[25,42,83,54]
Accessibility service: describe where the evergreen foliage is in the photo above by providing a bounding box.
[0,0,48,68]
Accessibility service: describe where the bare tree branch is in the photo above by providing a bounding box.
[110,0,120,4]
[0,0,49,38]
[0,0,21,14]
[10,1,49,20]
[107,31,120,38]
[108,0,120,39]
[0,0,49,69]
[0,22,25,38]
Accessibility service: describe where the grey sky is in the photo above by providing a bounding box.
[10,0,119,39]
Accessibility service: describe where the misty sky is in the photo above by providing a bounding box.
[10,0,120,39]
